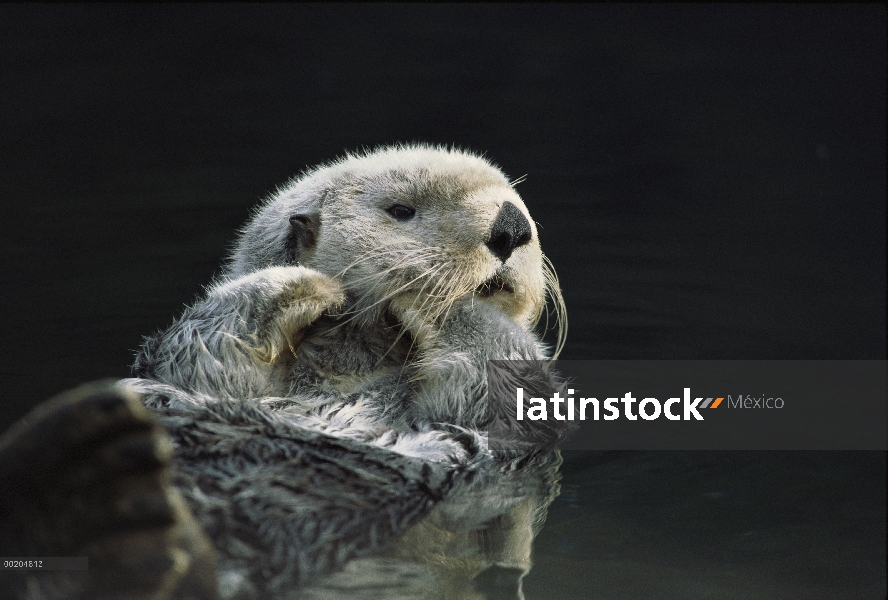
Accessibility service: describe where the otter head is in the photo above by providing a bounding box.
[227,145,565,357]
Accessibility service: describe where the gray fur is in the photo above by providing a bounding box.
[118,144,568,598]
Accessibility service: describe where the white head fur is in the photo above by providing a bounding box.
[227,144,566,357]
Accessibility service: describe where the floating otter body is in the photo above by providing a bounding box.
[1,145,567,600]
[130,144,565,435]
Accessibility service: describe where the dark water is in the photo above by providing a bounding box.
[1,5,885,597]
[526,451,886,599]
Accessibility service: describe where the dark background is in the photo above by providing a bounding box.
[1,4,885,598]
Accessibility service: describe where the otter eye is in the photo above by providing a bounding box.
[387,205,415,221]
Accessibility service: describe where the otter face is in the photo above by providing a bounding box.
[228,145,566,356]
[314,166,546,326]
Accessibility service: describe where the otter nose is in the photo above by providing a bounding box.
[486,201,532,262]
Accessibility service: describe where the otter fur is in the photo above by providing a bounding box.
[1,145,568,600]
[128,145,565,435]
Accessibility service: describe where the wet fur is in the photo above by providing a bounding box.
[119,144,568,598]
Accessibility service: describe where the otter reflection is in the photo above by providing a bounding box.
[301,451,562,600]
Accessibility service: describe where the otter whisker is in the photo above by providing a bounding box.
[347,251,440,284]
[338,253,433,286]
[418,261,471,325]
[330,248,438,309]
[331,261,449,331]
[374,261,450,367]
[336,248,442,291]
[335,240,430,278]
[541,252,567,359]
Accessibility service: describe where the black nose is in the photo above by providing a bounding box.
[486,201,532,262]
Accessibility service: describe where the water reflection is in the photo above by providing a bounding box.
[300,450,563,600]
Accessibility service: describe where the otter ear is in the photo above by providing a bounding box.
[284,213,320,265]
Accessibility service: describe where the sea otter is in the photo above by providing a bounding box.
[0,145,568,600]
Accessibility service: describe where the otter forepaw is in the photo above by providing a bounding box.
[256,266,345,362]
[387,293,441,349]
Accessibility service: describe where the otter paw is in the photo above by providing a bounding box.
[256,266,346,362]
[277,266,346,321]
[0,381,219,600]
[389,294,510,351]
[387,293,443,348]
